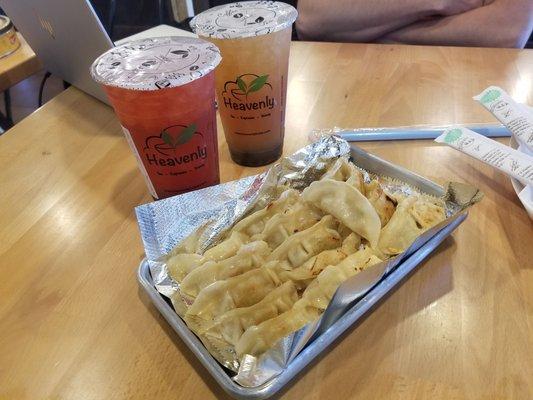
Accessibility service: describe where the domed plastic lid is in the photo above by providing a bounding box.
[90,36,221,91]
[190,1,298,40]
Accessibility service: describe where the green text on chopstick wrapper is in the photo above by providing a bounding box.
[480,89,501,104]
[474,85,533,153]
[444,129,463,144]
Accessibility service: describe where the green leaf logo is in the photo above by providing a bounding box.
[444,128,462,144]
[480,89,500,104]
[176,123,196,145]
[162,131,174,147]
[161,123,196,148]
[247,75,269,94]
[237,77,247,93]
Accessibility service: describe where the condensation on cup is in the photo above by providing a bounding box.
[90,37,222,199]
[191,1,298,167]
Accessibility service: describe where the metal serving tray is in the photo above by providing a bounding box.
[136,143,469,399]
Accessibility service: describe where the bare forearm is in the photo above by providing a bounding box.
[296,0,444,41]
[380,0,533,48]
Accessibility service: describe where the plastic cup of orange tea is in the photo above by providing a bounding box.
[191,1,298,167]
[90,37,222,199]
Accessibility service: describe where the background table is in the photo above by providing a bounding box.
[0,33,41,128]
[0,42,531,399]
[0,33,40,92]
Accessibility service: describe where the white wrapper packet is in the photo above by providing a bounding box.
[435,127,533,187]
[474,86,533,155]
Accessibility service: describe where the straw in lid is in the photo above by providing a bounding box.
[90,36,221,91]
[190,1,298,40]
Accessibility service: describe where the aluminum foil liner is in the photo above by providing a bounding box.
[135,135,481,388]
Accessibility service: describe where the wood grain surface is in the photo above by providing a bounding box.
[0,42,532,400]
[0,33,41,93]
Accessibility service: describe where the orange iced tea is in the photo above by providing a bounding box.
[91,37,222,199]
[191,2,297,166]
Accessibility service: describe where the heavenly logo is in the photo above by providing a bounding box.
[143,123,207,169]
[222,74,275,111]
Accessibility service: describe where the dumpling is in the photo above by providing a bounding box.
[235,248,382,357]
[184,265,282,332]
[266,215,341,269]
[180,241,271,298]
[302,179,381,248]
[166,231,248,282]
[364,180,396,227]
[340,232,362,254]
[166,253,205,282]
[321,158,365,193]
[232,188,299,236]
[252,200,322,249]
[378,196,446,255]
[337,222,352,240]
[202,231,249,261]
[409,196,446,229]
[235,302,320,357]
[205,281,298,345]
[279,233,361,285]
[303,248,382,310]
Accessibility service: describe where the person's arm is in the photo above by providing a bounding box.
[378,0,533,48]
[296,0,484,42]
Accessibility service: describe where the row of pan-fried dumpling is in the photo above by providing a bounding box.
[165,158,446,360]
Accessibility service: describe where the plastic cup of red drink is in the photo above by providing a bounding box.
[91,36,222,199]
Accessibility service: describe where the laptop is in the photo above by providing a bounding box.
[0,0,197,105]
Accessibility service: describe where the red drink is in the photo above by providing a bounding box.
[91,37,222,199]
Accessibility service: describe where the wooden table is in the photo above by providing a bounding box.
[0,32,41,128]
[1,42,532,399]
